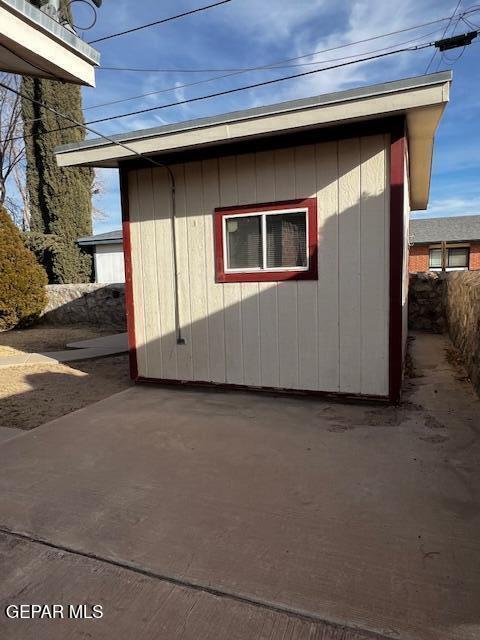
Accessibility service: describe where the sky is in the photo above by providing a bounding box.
[70,0,480,234]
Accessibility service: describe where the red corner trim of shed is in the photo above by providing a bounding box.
[214,198,318,283]
[119,167,138,381]
[389,123,406,404]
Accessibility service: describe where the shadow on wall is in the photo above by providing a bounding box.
[123,141,394,398]
[40,283,126,330]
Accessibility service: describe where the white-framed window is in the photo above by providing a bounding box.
[447,247,469,269]
[223,208,308,273]
[429,245,470,271]
[429,248,442,269]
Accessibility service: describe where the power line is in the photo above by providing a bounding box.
[95,29,443,76]
[425,0,463,72]
[96,11,461,72]
[87,0,232,45]
[4,40,435,145]
[0,79,181,185]
[78,7,477,111]
[75,43,436,126]
[94,6,480,75]
[81,27,442,112]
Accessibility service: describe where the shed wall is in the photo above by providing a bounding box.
[127,135,390,396]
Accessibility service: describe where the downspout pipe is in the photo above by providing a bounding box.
[163,165,185,345]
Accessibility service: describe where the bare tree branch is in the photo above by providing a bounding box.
[0,74,27,228]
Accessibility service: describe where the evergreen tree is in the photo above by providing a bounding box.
[22,0,93,283]
[0,205,47,330]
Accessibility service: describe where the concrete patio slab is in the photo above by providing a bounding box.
[0,333,479,639]
[0,427,21,445]
[66,332,128,350]
[0,532,379,640]
[0,333,128,368]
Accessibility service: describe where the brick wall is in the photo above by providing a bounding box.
[469,242,480,270]
[410,243,480,272]
[409,245,429,273]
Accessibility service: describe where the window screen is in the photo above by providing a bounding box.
[266,212,307,268]
[225,215,262,269]
[225,210,308,272]
[447,247,469,268]
[429,248,442,269]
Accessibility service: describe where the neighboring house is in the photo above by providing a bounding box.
[409,215,480,272]
[0,0,99,86]
[56,71,451,403]
[77,230,125,284]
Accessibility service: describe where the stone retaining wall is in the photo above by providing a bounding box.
[443,272,480,394]
[409,271,480,395]
[408,272,446,333]
[41,284,126,329]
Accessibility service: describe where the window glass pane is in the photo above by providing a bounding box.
[225,215,262,269]
[266,212,307,268]
[429,248,442,268]
[447,247,469,267]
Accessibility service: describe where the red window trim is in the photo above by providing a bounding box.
[214,198,318,283]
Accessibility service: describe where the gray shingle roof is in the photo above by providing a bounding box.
[77,230,123,246]
[410,216,480,244]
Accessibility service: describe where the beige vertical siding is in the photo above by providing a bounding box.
[402,150,411,362]
[128,135,390,396]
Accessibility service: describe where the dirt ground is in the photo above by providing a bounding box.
[0,355,132,431]
[0,324,131,430]
[0,324,120,356]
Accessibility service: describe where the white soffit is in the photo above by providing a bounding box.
[56,72,452,207]
[0,0,100,86]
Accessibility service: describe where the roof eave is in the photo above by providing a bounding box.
[56,72,452,208]
[0,0,100,86]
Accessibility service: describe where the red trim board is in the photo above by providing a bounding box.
[119,167,138,381]
[214,198,318,283]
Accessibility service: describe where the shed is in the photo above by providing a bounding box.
[77,230,125,283]
[56,71,451,402]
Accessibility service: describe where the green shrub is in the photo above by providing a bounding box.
[0,206,48,330]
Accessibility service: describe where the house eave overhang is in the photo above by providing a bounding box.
[77,238,123,247]
[55,71,452,207]
[0,0,100,86]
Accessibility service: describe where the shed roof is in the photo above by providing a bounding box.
[55,71,452,209]
[77,230,123,246]
[410,215,480,244]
